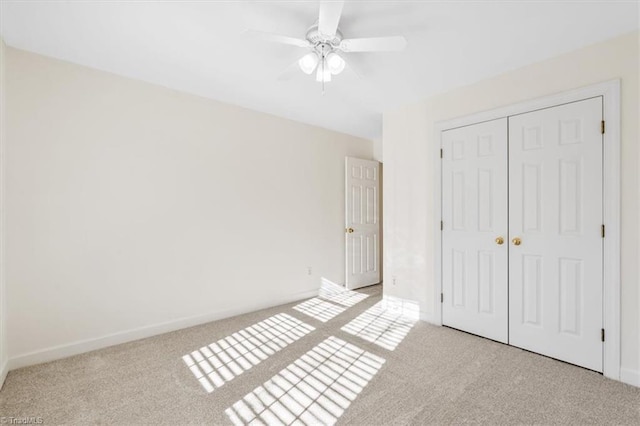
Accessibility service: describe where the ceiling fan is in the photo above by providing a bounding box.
[246,0,407,88]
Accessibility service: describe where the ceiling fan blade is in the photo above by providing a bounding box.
[245,30,311,48]
[277,54,309,81]
[318,1,344,37]
[344,60,363,79]
[277,65,301,82]
[339,36,407,53]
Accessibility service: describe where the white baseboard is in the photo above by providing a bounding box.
[0,359,8,391]
[8,288,318,372]
[620,367,640,387]
[419,310,441,325]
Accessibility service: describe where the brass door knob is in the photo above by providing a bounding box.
[346,228,354,233]
[512,237,522,246]
[495,237,504,245]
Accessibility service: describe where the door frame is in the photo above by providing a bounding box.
[433,80,621,380]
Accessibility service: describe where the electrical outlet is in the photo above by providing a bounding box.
[392,276,397,285]
[307,266,312,276]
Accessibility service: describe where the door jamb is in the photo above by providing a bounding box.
[433,80,621,380]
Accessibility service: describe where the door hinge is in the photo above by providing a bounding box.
[601,328,605,342]
[601,224,605,238]
[441,292,444,303]
[601,120,605,135]
[440,148,443,159]
[440,220,443,231]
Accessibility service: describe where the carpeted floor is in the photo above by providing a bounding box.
[1,284,638,425]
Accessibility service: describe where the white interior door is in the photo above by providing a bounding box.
[508,97,603,371]
[442,118,509,343]
[345,157,380,290]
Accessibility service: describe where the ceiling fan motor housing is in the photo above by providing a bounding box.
[306,24,343,50]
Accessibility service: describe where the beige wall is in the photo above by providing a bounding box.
[383,31,639,383]
[0,38,7,387]
[5,47,372,366]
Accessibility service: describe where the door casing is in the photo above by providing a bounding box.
[433,80,621,381]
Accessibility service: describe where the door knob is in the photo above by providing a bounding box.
[346,228,354,233]
[495,237,504,245]
[512,237,522,246]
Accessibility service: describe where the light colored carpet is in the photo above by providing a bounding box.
[1,284,638,425]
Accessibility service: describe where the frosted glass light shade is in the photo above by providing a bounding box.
[315,59,332,82]
[326,52,345,75]
[298,52,319,74]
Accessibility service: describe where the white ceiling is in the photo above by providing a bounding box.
[1,1,638,141]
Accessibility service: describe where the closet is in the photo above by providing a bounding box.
[441,97,604,372]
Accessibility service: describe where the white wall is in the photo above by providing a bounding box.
[5,47,372,367]
[0,38,8,388]
[383,31,639,383]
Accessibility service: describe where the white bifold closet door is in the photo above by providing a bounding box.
[441,97,603,372]
[442,118,509,344]
[508,97,603,372]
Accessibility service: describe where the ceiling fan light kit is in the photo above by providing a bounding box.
[308,41,344,84]
[247,0,407,90]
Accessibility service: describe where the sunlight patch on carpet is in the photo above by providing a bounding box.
[292,298,346,323]
[226,336,385,426]
[318,278,369,307]
[183,313,314,393]
[341,302,416,351]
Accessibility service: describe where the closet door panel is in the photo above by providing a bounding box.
[442,118,508,343]
[508,97,603,372]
